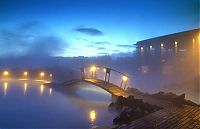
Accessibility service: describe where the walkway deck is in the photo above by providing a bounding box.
[63,79,128,97]
[115,92,200,129]
[84,79,128,97]
[123,105,200,129]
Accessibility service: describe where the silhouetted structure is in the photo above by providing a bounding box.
[135,29,199,79]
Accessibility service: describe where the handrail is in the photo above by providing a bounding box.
[82,65,128,77]
[81,65,129,90]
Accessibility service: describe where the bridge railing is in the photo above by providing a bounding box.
[81,65,128,90]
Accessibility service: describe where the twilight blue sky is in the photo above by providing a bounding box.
[0,0,199,57]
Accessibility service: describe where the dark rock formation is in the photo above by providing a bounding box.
[127,88,199,107]
[151,91,199,106]
[109,96,162,126]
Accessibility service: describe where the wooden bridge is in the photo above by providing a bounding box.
[61,65,200,128]
[63,65,129,99]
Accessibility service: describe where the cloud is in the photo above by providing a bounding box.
[93,41,111,45]
[0,22,67,57]
[28,36,66,56]
[97,47,106,50]
[112,50,121,53]
[117,44,134,48]
[111,52,133,58]
[87,41,112,48]
[74,27,103,36]
[87,44,96,48]
[98,52,109,55]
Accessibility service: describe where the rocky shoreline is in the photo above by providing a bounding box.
[108,95,162,127]
[104,88,200,129]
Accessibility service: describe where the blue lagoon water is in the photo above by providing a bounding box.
[0,80,114,128]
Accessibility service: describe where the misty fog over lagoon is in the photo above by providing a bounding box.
[0,53,198,104]
[0,0,199,128]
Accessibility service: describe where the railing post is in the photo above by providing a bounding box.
[104,68,111,82]
[92,71,96,79]
[120,80,123,88]
[120,75,128,90]
[107,68,111,82]
[124,81,128,90]
[81,67,85,80]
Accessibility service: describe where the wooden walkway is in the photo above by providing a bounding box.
[122,105,200,129]
[115,92,200,129]
[84,79,127,97]
[63,79,128,97]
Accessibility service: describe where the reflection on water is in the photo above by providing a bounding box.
[90,110,96,122]
[23,82,27,95]
[49,88,52,96]
[3,82,8,95]
[89,110,96,128]
[0,80,114,128]
[40,84,44,96]
[1,81,53,96]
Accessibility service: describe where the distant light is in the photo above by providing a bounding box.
[24,71,28,76]
[140,47,144,51]
[89,110,96,122]
[103,68,106,72]
[49,74,53,77]
[3,71,9,76]
[40,72,45,77]
[150,45,153,49]
[90,66,96,72]
[193,38,195,43]
[122,76,128,82]
[175,41,178,46]
[161,43,164,47]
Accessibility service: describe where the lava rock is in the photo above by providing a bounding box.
[110,95,162,126]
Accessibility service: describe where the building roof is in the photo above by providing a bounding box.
[136,29,199,46]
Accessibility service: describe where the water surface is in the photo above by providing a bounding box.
[0,80,115,128]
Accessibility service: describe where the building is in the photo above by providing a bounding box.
[134,29,200,103]
[135,29,199,79]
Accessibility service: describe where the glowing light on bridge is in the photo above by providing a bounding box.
[122,76,128,82]
[175,41,178,46]
[90,66,96,72]
[40,72,45,77]
[3,71,9,76]
[40,72,45,81]
[24,71,28,76]
[89,110,96,122]
[90,66,97,79]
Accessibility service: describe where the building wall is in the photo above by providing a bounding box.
[135,29,200,103]
[136,29,199,78]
